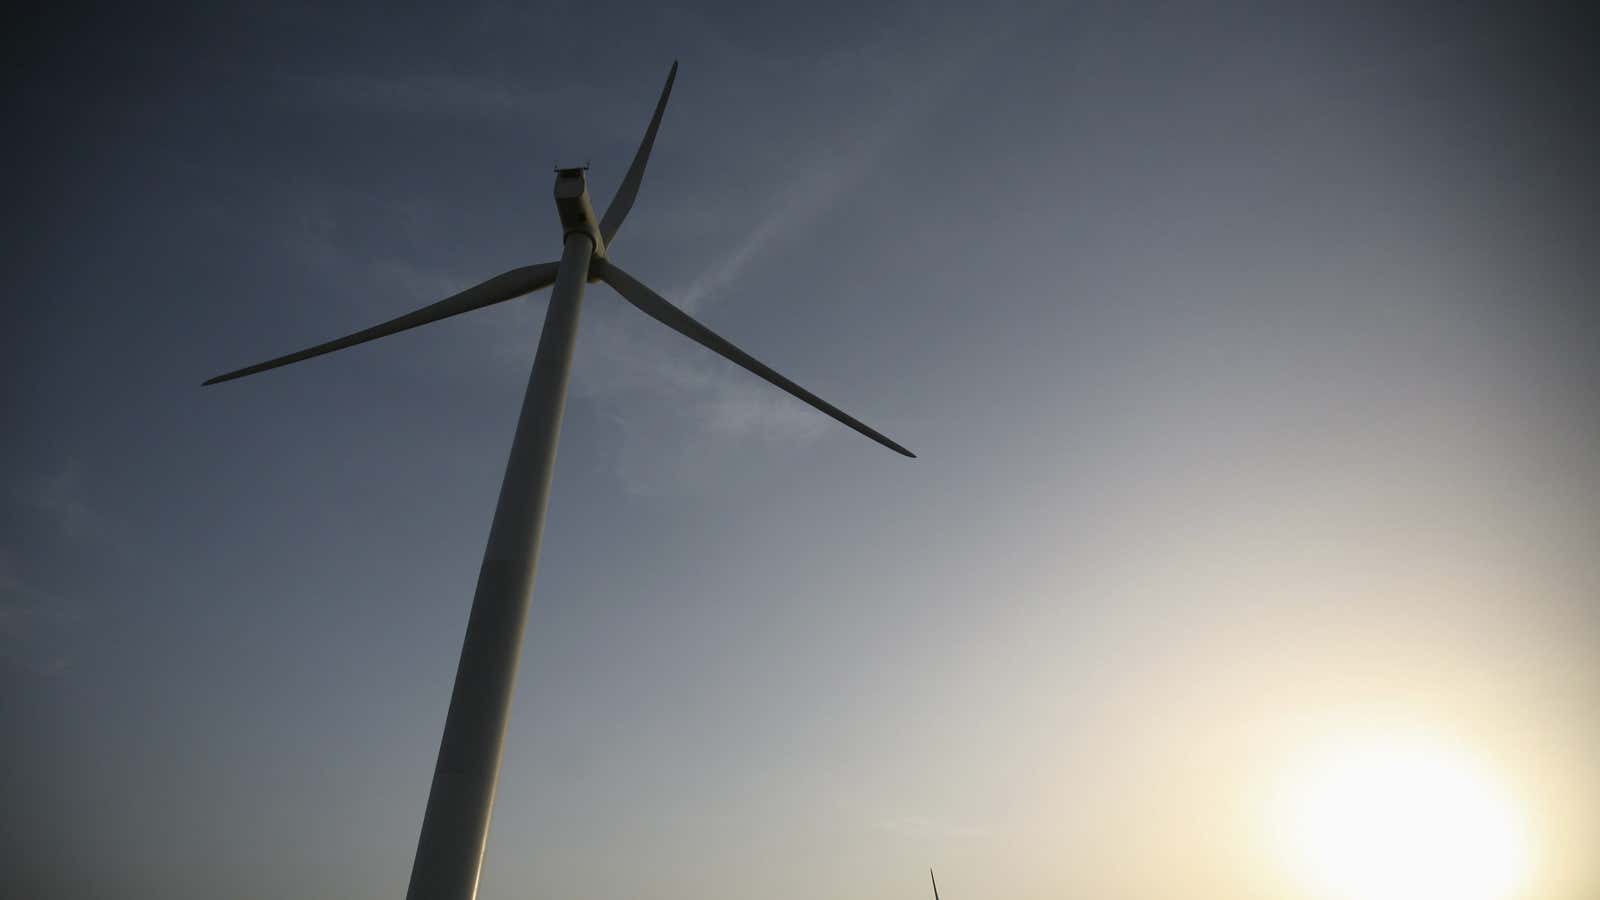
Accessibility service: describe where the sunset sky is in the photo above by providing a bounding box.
[4,3,1596,899]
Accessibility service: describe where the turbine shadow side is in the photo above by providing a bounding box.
[203,59,915,900]
[203,262,560,385]
[599,60,678,247]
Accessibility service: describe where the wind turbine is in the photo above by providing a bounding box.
[205,62,913,900]
[931,868,942,900]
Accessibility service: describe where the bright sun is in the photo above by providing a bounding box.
[1271,733,1533,900]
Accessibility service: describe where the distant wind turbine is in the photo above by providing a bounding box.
[205,62,913,900]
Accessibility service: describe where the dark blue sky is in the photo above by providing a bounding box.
[5,3,1597,899]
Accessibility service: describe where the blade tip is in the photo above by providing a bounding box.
[204,368,252,386]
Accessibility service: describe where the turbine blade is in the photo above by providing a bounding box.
[597,260,915,458]
[598,60,678,246]
[930,869,940,900]
[203,262,560,385]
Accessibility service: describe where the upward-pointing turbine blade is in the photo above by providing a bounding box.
[203,262,560,385]
[596,260,915,458]
[598,61,678,247]
[930,869,940,900]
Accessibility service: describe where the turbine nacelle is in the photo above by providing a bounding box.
[553,166,606,261]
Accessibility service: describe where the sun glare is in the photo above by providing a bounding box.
[1270,733,1533,900]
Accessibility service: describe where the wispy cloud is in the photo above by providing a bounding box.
[664,160,854,317]
[4,464,116,675]
[364,255,467,311]
[0,551,81,676]
[275,70,597,127]
[576,300,831,437]
[665,62,952,316]
[565,45,980,490]
[18,465,101,542]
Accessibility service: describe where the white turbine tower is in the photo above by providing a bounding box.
[205,62,913,900]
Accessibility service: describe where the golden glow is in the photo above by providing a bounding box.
[1270,733,1533,900]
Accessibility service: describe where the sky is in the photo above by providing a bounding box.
[3,2,1597,899]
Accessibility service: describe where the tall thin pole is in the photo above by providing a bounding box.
[405,231,593,900]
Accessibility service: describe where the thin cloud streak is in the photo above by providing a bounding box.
[274,70,599,128]
[0,551,81,676]
[17,465,100,542]
[567,41,991,487]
